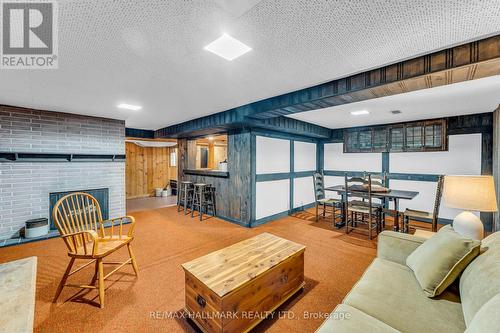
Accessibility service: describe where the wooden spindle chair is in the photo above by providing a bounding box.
[401,175,444,233]
[52,192,138,308]
[349,172,387,209]
[313,171,342,225]
[345,174,382,239]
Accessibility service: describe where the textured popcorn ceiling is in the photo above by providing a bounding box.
[1,0,500,130]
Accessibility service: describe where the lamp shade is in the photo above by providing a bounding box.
[443,175,498,212]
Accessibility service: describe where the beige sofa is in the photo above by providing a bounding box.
[316,231,500,333]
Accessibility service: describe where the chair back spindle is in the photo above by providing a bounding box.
[52,192,137,309]
[313,171,326,201]
[431,175,445,231]
[53,192,103,254]
[345,174,373,213]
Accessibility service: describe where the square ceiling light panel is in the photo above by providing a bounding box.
[117,103,142,111]
[350,110,370,116]
[204,33,252,61]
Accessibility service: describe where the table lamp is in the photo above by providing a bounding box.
[442,175,498,240]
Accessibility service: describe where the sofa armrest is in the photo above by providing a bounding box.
[377,231,426,265]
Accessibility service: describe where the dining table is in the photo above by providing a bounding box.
[324,185,419,231]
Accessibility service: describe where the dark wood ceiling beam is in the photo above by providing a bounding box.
[246,35,500,119]
[154,111,332,139]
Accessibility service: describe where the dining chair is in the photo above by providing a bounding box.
[350,172,387,209]
[345,174,382,240]
[367,172,397,230]
[313,171,342,225]
[401,175,444,233]
[52,192,138,308]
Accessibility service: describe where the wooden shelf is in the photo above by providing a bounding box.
[0,152,125,162]
[184,169,229,178]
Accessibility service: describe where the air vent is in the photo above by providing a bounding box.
[391,110,402,114]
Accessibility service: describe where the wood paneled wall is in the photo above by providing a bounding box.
[126,142,177,199]
[178,130,252,225]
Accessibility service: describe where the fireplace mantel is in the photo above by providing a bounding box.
[0,152,125,162]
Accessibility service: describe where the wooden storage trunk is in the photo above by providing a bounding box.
[182,233,306,333]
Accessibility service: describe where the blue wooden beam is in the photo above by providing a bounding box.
[126,128,154,139]
[245,36,500,120]
[155,110,331,139]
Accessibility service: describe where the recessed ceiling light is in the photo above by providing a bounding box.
[204,33,252,61]
[350,110,370,116]
[117,103,142,111]
[208,136,214,141]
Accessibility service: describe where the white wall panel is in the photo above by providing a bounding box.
[390,134,482,175]
[256,179,289,219]
[390,180,477,220]
[256,136,290,174]
[324,142,381,172]
[324,176,344,200]
[294,141,316,172]
[293,176,315,208]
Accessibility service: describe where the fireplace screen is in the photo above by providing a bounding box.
[49,188,109,230]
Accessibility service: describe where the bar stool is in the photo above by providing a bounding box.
[191,183,207,220]
[204,185,217,217]
[177,181,194,215]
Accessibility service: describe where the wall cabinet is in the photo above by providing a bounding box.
[344,119,446,153]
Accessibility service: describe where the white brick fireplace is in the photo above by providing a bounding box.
[0,106,125,240]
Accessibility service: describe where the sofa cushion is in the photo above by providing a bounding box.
[460,231,500,326]
[406,225,480,297]
[315,304,400,333]
[377,231,426,266]
[465,293,500,333]
[344,258,465,333]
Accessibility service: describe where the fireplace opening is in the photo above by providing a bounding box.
[49,188,109,230]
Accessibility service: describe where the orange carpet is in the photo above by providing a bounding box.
[0,207,376,333]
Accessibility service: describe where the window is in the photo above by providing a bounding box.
[344,128,386,152]
[424,122,444,149]
[343,119,446,153]
[345,130,359,152]
[373,128,388,151]
[405,124,423,150]
[358,130,372,151]
[389,126,404,151]
[170,149,177,167]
